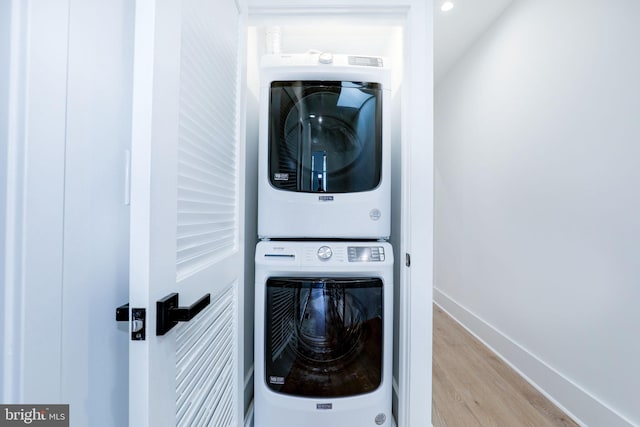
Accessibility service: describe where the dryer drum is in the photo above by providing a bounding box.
[269,81,382,193]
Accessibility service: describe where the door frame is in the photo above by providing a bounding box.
[245,1,433,425]
[1,0,69,403]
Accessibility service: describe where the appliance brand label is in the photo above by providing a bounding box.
[318,195,334,201]
[316,403,333,410]
[375,413,387,425]
[269,376,285,385]
[274,173,289,181]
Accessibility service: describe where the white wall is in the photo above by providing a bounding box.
[0,0,11,388]
[61,0,134,425]
[434,0,640,426]
[1,1,133,425]
[243,27,260,418]
[2,0,69,402]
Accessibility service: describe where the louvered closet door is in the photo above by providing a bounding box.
[128,0,245,426]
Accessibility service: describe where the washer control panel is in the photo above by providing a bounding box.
[348,246,385,262]
[260,242,392,266]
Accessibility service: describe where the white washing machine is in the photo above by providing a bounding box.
[254,240,394,427]
[258,53,392,239]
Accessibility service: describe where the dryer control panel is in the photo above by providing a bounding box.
[348,246,385,262]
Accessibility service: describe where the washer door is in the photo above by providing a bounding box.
[265,277,383,398]
[268,81,382,193]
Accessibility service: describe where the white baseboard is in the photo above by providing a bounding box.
[434,288,634,427]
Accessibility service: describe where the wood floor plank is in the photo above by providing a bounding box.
[432,305,579,427]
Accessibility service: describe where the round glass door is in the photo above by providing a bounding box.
[269,81,382,193]
[265,277,384,398]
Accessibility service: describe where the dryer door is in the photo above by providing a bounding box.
[268,81,382,193]
[265,277,383,398]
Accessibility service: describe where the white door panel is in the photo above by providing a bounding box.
[129,0,245,425]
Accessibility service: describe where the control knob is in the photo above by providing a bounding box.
[317,246,332,260]
[318,52,333,64]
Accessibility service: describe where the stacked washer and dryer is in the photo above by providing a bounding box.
[255,52,393,427]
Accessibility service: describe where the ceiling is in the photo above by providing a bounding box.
[249,1,514,85]
[434,0,514,83]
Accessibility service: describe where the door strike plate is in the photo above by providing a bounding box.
[131,308,146,341]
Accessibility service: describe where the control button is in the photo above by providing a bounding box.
[317,246,333,260]
[318,52,333,64]
[347,247,357,262]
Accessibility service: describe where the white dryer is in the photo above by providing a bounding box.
[258,53,392,239]
[254,240,394,427]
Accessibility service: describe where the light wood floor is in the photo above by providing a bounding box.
[432,305,579,427]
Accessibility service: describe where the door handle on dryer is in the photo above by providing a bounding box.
[156,292,211,336]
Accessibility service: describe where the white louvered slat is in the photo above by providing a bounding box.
[176,0,239,280]
[176,285,236,427]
